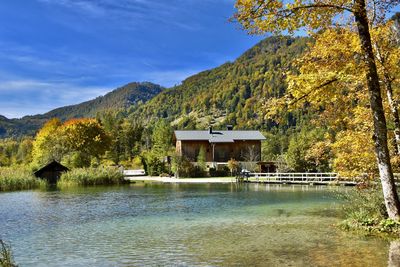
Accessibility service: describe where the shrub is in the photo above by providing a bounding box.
[172,156,206,178]
[141,151,167,176]
[339,185,400,235]
[0,166,45,192]
[59,166,125,186]
[209,166,230,177]
[191,166,207,178]
[120,156,143,169]
[227,159,239,176]
[0,239,17,267]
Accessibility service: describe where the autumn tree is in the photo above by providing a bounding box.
[284,24,400,176]
[227,158,240,176]
[332,129,377,178]
[32,118,64,167]
[373,22,400,155]
[61,119,110,167]
[234,0,400,219]
[32,118,110,168]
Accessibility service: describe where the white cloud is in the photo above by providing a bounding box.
[0,78,110,118]
[36,0,203,31]
[0,65,201,118]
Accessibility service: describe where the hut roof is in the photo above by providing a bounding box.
[34,160,69,177]
[174,130,266,143]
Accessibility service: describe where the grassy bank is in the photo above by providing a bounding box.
[339,185,400,236]
[58,166,126,187]
[0,166,45,192]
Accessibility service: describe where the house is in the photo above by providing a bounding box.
[174,127,266,169]
[34,160,69,184]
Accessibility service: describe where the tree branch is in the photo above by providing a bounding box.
[290,4,354,13]
[251,3,354,20]
[288,77,339,106]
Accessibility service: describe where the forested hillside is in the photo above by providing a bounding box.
[0,82,163,137]
[0,37,311,138]
[130,36,311,130]
[1,33,398,176]
[1,36,323,175]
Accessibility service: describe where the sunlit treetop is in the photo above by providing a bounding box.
[233,0,400,34]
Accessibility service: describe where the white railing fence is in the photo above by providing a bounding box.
[237,172,400,185]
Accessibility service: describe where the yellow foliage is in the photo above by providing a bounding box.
[31,118,63,166]
[32,118,110,168]
[262,24,397,177]
[332,129,377,179]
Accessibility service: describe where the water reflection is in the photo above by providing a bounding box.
[389,240,400,267]
[0,184,390,266]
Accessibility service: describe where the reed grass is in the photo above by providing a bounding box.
[0,167,45,192]
[339,185,400,235]
[58,166,125,187]
[0,239,17,267]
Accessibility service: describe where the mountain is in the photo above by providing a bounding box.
[0,82,164,138]
[1,36,311,138]
[129,36,310,130]
[40,82,163,119]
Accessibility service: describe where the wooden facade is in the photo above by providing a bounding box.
[176,140,262,162]
[174,128,265,164]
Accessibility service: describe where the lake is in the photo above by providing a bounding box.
[0,183,392,266]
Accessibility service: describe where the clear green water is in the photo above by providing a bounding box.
[0,183,391,266]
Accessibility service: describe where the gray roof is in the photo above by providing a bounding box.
[174,130,266,143]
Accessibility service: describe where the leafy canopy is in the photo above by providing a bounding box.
[234,0,398,34]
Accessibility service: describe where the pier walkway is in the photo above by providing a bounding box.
[238,172,357,186]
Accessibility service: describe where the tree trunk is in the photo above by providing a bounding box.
[388,240,400,267]
[354,0,400,220]
[383,74,400,155]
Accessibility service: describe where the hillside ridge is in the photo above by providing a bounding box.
[0,35,310,138]
[0,82,164,137]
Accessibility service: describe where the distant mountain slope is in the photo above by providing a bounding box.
[42,82,163,119]
[130,36,310,130]
[0,82,164,138]
[1,36,311,138]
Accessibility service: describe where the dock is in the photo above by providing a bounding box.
[237,172,358,186]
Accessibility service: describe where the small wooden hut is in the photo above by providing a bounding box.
[34,161,69,184]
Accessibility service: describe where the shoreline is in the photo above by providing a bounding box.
[125,176,236,183]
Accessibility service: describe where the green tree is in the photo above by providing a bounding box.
[197,146,207,171]
[98,111,123,164]
[286,128,329,172]
[16,138,33,164]
[141,150,165,176]
[261,131,289,161]
[120,119,143,160]
[151,119,173,155]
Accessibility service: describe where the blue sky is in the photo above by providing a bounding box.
[0,0,265,118]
